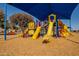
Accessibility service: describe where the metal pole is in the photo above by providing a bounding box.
[56,19,59,37]
[70,19,71,32]
[4,3,7,41]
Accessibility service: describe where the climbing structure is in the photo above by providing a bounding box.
[9,13,70,40]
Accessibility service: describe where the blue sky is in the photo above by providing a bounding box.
[0,3,79,30]
[71,4,79,30]
[7,4,39,22]
[0,3,39,23]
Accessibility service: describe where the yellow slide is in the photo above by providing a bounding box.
[32,26,41,40]
[43,21,54,39]
[60,25,69,37]
[16,28,28,37]
[47,21,54,35]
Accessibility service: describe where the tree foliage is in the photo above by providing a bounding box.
[10,13,34,33]
[0,9,4,29]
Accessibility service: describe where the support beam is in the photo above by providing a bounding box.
[4,3,7,41]
[70,19,71,32]
[56,19,59,37]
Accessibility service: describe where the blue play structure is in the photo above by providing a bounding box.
[3,3,79,40]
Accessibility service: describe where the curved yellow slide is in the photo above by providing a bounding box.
[43,21,54,39]
[63,25,69,37]
[32,26,41,40]
[47,21,54,35]
[60,25,69,37]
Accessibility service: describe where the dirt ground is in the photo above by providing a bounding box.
[0,32,79,56]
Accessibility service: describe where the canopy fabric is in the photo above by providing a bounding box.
[9,3,78,21]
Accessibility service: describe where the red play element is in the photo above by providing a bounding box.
[50,19,54,22]
[58,19,64,26]
[7,31,15,35]
[37,21,41,26]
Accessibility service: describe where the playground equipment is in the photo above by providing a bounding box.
[32,22,41,40]
[32,14,70,40]
[10,13,70,40]
[16,28,29,37]
[59,24,69,37]
[28,21,35,36]
[16,21,35,37]
[58,20,70,37]
[47,14,56,35]
[40,21,48,36]
[16,17,70,39]
[43,14,56,39]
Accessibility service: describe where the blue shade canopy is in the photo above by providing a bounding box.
[9,3,78,21]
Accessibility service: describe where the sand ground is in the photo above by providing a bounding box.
[0,32,79,56]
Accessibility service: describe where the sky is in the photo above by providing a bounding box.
[71,4,79,30]
[0,3,79,30]
[0,3,39,23]
[7,4,39,23]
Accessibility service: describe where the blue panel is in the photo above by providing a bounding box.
[8,3,78,21]
[50,3,77,19]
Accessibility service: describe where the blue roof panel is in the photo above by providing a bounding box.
[9,3,78,21]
